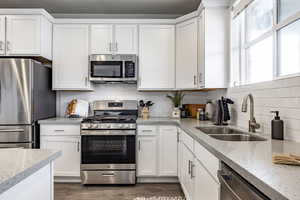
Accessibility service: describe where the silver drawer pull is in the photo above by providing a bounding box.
[0,129,24,132]
[141,130,153,132]
[54,130,65,132]
[102,173,115,177]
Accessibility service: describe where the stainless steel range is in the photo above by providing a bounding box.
[80,100,138,185]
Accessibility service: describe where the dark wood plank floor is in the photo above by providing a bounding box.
[54,183,185,200]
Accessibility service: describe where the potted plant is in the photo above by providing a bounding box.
[166,91,185,118]
[139,100,154,119]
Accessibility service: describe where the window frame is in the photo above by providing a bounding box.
[230,0,300,87]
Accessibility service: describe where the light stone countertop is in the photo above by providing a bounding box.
[0,148,61,194]
[137,117,300,200]
[38,117,83,124]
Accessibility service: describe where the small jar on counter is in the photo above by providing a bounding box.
[197,108,206,121]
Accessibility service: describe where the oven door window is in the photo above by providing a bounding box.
[91,61,123,78]
[81,135,135,164]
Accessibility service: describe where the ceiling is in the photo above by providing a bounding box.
[0,0,201,16]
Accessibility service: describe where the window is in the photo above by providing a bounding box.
[230,0,300,86]
[278,0,300,22]
[246,0,273,42]
[247,36,273,83]
[278,19,300,76]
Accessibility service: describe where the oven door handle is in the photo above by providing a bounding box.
[81,130,136,136]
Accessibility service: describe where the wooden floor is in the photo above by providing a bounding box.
[54,183,185,200]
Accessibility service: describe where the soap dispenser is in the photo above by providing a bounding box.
[271,111,284,140]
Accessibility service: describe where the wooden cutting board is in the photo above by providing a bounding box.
[184,104,206,118]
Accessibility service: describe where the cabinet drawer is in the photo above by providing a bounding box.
[159,126,177,133]
[180,129,194,152]
[41,124,80,136]
[138,125,157,136]
[194,141,219,181]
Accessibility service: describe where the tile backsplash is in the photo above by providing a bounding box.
[56,84,226,118]
[221,76,300,142]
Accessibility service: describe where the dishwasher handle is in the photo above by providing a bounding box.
[218,171,242,200]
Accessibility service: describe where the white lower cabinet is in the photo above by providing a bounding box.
[137,125,178,177]
[41,136,81,177]
[194,159,220,200]
[137,136,157,176]
[181,144,195,200]
[40,124,81,178]
[179,129,220,200]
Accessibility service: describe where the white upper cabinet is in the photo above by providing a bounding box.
[176,18,198,89]
[6,15,41,55]
[0,16,5,55]
[0,15,52,60]
[115,24,138,54]
[53,24,91,90]
[139,25,175,90]
[90,24,137,54]
[198,8,229,88]
[90,24,113,54]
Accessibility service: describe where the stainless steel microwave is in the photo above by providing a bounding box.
[89,54,137,83]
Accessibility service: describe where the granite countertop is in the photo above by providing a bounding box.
[0,149,61,194]
[38,117,83,124]
[138,117,300,200]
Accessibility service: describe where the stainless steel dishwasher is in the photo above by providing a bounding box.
[218,162,270,200]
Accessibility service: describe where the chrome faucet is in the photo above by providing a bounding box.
[241,94,260,133]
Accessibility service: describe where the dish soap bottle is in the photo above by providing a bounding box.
[271,111,284,140]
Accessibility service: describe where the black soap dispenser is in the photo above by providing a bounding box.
[271,111,284,140]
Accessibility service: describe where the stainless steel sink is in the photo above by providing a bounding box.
[209,134,267,141]
[196,127,247,135]
[196,127,267,141]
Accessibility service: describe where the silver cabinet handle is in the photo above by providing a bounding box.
[85,77,88,86]
[177,132,179,142]
[109,42,112,52]
[188,160,191,174]
[77,141,80,152]
[6,41,10,51]
[138,140,141,151]
[54,130,64,132]
[0,41,4,51]
[190,162,195,178]
[115,43,118,52]
[193,75,196,85]
[199,73,203,83]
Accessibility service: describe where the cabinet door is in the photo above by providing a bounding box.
[181,144,194,200]
[0,16,5,55]
[176,18,198,89]
[53,24,90,90]
[194,159,220,200]
[6,15,41,55]
[198,12,205,88]
[139,25,175,89]
[90,24,113,54]
[40,136,81,177]
[137,136,157,176]
[115,24,137,54]
[158,126,178,176]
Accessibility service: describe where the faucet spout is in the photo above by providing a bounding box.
[241,94,260,133]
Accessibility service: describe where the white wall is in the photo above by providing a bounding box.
[215,76,300,142]
[56,84,225,117]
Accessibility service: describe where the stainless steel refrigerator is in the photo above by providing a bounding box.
[0,58,56,148]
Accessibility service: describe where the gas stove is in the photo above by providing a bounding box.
[80,100,138,185]
[81,100,138,130]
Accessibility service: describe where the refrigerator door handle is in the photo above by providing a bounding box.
[0,129,25,132]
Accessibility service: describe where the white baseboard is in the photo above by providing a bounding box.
[54,176,81,183]
[137,177,179,183]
